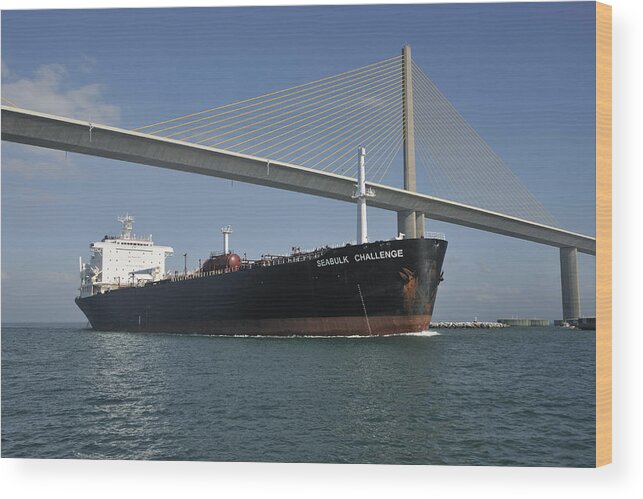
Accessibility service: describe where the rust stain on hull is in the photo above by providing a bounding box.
[88,315,433,337]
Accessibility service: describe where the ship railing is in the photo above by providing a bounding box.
[294,241,356,255]
[424,231,446,240]
[167,265,243,282]
[102,234,153,242]
[260,250,330,266]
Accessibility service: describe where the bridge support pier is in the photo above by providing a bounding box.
[416,213,425,237]
[397,211,424,239]
[397,211,425,239]
[560,246,581,320]
[397,210,416,238]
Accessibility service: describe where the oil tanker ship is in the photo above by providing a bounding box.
[75,149,447,336]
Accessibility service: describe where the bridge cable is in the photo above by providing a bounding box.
[411,62,558,226]
[137,56,401,134]
[171,64,403,141]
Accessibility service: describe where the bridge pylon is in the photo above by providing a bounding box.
[399,44,424,238]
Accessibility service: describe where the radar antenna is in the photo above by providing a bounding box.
[118,214,134,239]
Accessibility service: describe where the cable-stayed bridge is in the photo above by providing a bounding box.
[1,46,594,320]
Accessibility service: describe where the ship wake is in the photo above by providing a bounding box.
[201,330,442,339]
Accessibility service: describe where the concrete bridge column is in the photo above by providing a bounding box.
[397,210,416,238]
[416,213,425,237]
[400,44,423,239]
[560,246,581,320]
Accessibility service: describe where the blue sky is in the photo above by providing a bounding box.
[1,3,596,322]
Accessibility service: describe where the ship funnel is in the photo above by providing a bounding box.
[352,147,375,244]
[221,225,232,254]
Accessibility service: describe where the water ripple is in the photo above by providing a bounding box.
[1,324,595,465]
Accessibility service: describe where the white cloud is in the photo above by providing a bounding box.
[2,142,81,179]
[1,62,120,179]
[1,60,11,79]
[2,62,120,124]
[78,54,98,74]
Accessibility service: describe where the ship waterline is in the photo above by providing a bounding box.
[72,315,433,337]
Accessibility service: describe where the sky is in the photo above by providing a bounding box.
[1,2,596,323]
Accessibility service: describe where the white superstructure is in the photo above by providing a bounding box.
[79,215,173,298]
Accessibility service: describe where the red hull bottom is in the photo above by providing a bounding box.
[100,315,433,337]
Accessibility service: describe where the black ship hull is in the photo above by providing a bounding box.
[76,238,447,336]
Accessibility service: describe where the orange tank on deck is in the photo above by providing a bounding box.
[201,253,241,273]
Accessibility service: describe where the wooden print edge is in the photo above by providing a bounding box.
[595,1,612,468]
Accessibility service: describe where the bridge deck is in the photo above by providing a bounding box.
[1,106,595,255]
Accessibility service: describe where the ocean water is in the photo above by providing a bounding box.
[1,324,595,466]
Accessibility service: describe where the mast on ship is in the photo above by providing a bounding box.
[353,146,375,244]
[118,214,134,240]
